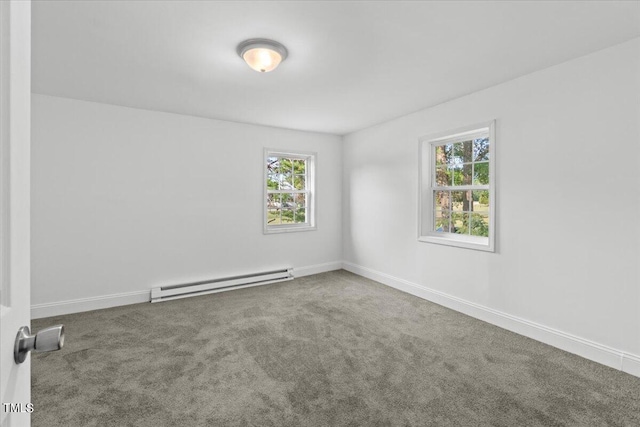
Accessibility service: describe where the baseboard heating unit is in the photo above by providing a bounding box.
[151,268,293,303]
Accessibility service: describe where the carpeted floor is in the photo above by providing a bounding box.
[32,270,640,426]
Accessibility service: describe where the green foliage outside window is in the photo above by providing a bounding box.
[266,156,309,226]
[433,138,490,237]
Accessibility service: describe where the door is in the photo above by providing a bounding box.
[1,1,32,426]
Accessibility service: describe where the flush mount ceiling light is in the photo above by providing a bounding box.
[237,38,288,73]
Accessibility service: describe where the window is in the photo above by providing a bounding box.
[264,149,316,233]
[418,121,495,251]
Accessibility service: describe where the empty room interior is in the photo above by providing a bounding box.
[2,0,640,426]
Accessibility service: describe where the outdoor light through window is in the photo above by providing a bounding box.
[237,39,288,73]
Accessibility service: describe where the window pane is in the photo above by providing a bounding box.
[452,166,462,186]
[435,145,447,166]
[451,191,466,211]
[452,192,473,213]
[281,193,294,209]
[281,174,292,190]
[280,158,293,174]
[462,140,473,163]
[472,190,489,212]
[281,209,294,224]
[435,166,451,186]
[294,193,306,209]
[293,175,305,190]
[453,163,472,186]
[464,164,472,185]
[292,159,306,174]
[473,138,490,161]
[267,209,280,225]
[267,174,279,190]
[451,141,472,165]
[447,165,459,186]
[464,190,473,211]
[284,176,293,190]
[473,162,489,185]
[450,143,464,168]
[267,193,280,208]
[435,210,451,232]
[434,191,450,211]
[267,157,279,174]
[294,208,306,223]
[470,212,489,237]
[452,212,469,234]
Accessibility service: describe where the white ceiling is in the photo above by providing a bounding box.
[32,1,640,135]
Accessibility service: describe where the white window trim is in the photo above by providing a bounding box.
[263,148,317,234]
[418,120,496,252]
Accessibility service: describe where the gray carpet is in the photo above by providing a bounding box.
[32,270,640,426]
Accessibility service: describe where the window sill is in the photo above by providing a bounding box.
[418,232,494,252]
[264,224,317,235]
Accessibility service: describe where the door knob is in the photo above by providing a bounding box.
[14,325,65,364]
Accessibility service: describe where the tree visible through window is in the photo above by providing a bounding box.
[264,150,315,233]
[419,122,495,251]
[434,137,490,236]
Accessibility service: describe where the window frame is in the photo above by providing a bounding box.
[263,148,317,234]
[418,121,496,252]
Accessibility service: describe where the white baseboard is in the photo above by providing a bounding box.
[342,261,640,378]
[31,290,150,319]
[622,353,640,377]
[31,261,343,319]
[293,261,343,277]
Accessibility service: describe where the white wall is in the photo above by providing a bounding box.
[342,39,640,373]
[31,95,342,315]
